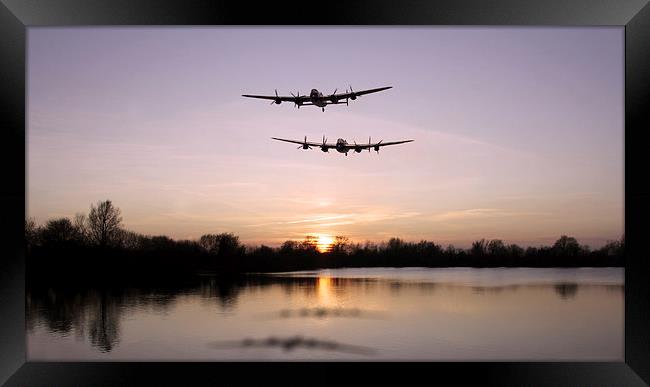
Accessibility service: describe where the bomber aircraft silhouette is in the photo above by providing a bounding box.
[272,135,414,156]
[242,86,392,112]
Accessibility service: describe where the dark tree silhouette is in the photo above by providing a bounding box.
[88,200,123,247]
[471,239,487,257]
[215,233,241,257]
[331,236,352,255]
[280,240,299,254]
[599,238,624,256]
[41,218,78,245]
[199,234,220,254]
[387,237,405,251]
[115,229,145,250]
[25,217,39,249]
[487,239,508,256]
[552,235,581,257]
[299,235,319,252]
[25,199,625,277]
[508,244,524,258]
[198,233,242,256]
[73,212,89,243]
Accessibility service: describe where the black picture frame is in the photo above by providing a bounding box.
[1,1,648,385]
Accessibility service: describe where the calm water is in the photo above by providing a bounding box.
[27,267,623,360]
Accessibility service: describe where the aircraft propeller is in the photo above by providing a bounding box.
[297,136,312,150]
[348,85,357,100]
[330,88,339,103]
[290,90,302,109]
[271,89,281,105]
[320,136,329,152]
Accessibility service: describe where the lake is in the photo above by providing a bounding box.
[27,267,624,360]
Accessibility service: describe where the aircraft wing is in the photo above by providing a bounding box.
[342,139,414,150]
[271,137,336,149]
[328,86,392,102]
[242,93,310,103]
[375,139,414,147]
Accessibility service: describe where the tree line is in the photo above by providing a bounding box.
[26,200,624,280]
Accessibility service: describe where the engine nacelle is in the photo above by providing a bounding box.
[355,147,362,153]
[374,145,380,152]
[350,94,357,100]
[331,97,338,103]
[275,99,282,104]
[321,147,329,152]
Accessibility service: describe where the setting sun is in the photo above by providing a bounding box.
[316,234,334,253]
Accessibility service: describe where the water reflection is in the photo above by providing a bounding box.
[554,283,579,300]
[208,335,376,355]
[27,268,624,360]
[269,307,385,320]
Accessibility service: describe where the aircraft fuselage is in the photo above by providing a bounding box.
[310,89,327,108]
[335,138,348,153]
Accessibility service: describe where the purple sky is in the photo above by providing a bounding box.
[27,27,624,248]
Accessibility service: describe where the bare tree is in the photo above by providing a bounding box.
[41,218,77,245]
[470,239,487,256]
[215,233,241,256]
[552,235,580,257]
[115,229,144,250]
[331,236,352,254]
[88,200,123,247]
[25,217,39,249]
[487,239,507,256]
[199,234,220,254]
[73,212,89,243]
[199,233,241,256]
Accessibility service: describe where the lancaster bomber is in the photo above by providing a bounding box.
[242,86,392,112]
[272,136,414,156]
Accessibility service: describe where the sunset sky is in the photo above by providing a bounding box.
[27,27,624,248]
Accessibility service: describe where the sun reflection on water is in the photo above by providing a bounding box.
[317,275,334,307]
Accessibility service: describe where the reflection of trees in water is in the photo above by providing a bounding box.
[27,275,391,353]
[554,283,579,299]
[466,282,624,300]
[277,277,318,297]
[27,275,256,352]
[199,277,241,310]
[87,292,120,352]
[27,288,123,352]
[604,284,624,294]
[389,281,402,295]
[27,274,624,353]
[472,285,522,294]
[28,287,167,352]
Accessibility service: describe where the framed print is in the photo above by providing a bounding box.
[1,0,649,385]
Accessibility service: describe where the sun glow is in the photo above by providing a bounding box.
[316,234,334,253]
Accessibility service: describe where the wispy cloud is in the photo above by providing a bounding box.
[431,208,549,222]
[314,221,356,227]
[255,210,419,227]
[286,214,352,224]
